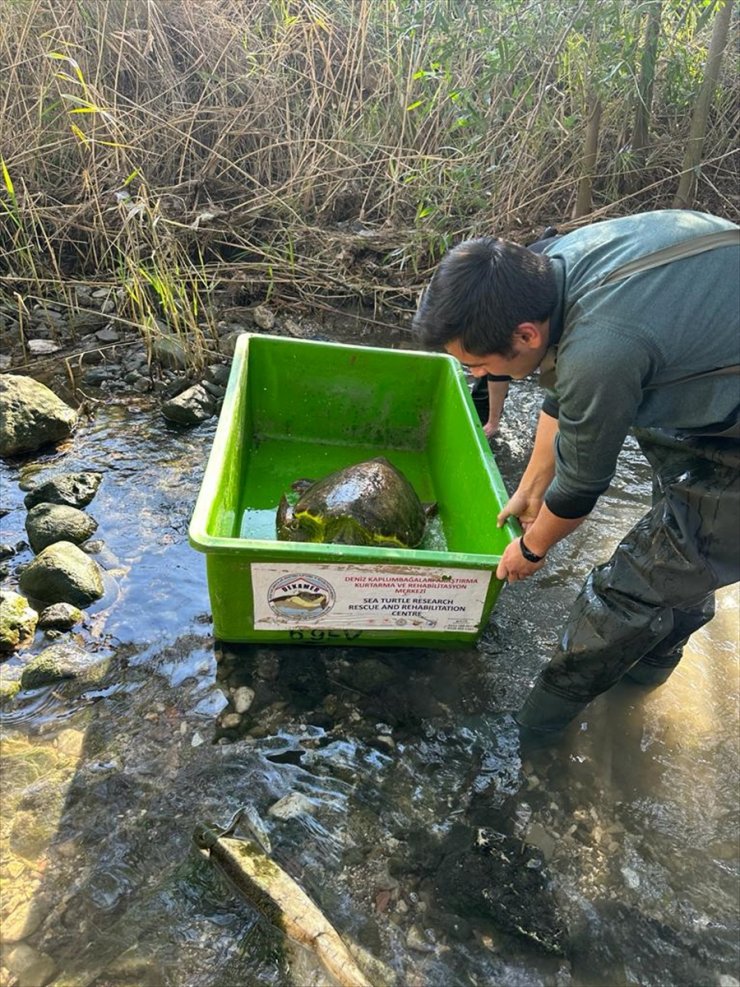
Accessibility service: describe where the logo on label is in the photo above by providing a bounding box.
[267,573,336,621]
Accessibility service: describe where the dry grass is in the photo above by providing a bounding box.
[1,0,738,364]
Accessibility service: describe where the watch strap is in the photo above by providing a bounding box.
[520,535,545,563]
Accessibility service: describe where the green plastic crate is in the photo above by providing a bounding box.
[189,334,518,647]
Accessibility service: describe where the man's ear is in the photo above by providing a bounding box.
[513,321,547,349]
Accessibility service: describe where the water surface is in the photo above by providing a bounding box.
[0,380,737,987]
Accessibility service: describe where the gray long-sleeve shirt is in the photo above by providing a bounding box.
[539,210,740,518]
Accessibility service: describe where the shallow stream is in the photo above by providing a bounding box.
[1,376,738,987]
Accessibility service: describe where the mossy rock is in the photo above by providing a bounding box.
[0,375,77,458]
[20,641,109,689]
[18,541,104,607]
[25,503,98,553]
[0,676,22,702]
[0,591,38,652]
[37,602,84,631]
[23,470,102,510]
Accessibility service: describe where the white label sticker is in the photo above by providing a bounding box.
[251,563,492,633]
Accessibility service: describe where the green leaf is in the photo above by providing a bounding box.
[1,158,15,199]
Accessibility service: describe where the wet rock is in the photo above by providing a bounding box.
[161,383,217,425]
[232,685,255,713]
[23,470,102,510]
[18,541,104,607]
[205,363,231,387]
[81,366,111,385]
[252,304,275,330]
[80,538,105,554]
[37,602,84,631]
[159,375,193,400]
[95,325,120,343]
[68,309,109,333]
[340,657,396,693]
[221,330,248,356]
[0,375,77,457]
[4,943,57,986]
[20,640,107,688]
[25,503,98,553]
[1,887,49,943]
[268,793,316,820]
[27,339,61,355]
[202,379,226,399]
[420,823,566,955]
[10,801,61,858]
[0,543,16,560]
[99,951,167,987]
[284,317,321,340]
[406,925,435,953]
[151,331,188,370]
[0,591,38,652]
[0,665,23,701]
[525,821,557,862]
[219,712,242,729]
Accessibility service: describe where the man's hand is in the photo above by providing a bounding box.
[496,537,546,583]
[497,489,544,531]
[483,418,500,441]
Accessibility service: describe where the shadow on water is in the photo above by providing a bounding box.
[1,381,738,986]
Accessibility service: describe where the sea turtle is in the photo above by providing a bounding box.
[276,457,435,548]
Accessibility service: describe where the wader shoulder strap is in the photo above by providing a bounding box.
[601,227,740,286]
[539,228,740,389]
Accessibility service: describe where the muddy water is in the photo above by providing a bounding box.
[0,380,738,987]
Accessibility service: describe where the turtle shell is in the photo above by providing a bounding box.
[276,457,429,548]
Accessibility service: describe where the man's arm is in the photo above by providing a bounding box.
[496,410,586,583]
[497,410,558,529]
[483,378,510,439]
[496,504,586,582]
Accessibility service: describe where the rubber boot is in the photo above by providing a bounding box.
[516,681,587,735]
[624,657,678,685]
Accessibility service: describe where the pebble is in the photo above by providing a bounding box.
[525,821,556,861]
[27,340,61,355]
[1,888,47,942]
[406,925,435,953]
[252,305,275,330]
[232,685,255,713]
[268,792,315,820]
[622,866,640,889]
[219,712,242,729]
[4,944,57,987]
[95,327,120,343]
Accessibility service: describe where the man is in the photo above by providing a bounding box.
[413,210,740,736]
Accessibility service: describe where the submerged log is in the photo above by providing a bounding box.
[194,823,373,987]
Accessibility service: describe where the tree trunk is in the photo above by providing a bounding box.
[631,0,662,163]
[673,0,734,209]
[572,93,602,218]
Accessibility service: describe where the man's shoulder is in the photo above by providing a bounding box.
[547,210,737,273]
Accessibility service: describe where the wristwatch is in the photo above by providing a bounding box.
[519,535,546,563]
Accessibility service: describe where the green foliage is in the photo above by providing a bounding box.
[0,0,736,326]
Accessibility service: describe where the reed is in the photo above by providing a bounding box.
[1,0,737,362]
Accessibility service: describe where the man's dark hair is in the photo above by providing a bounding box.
[412,237,558,356]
